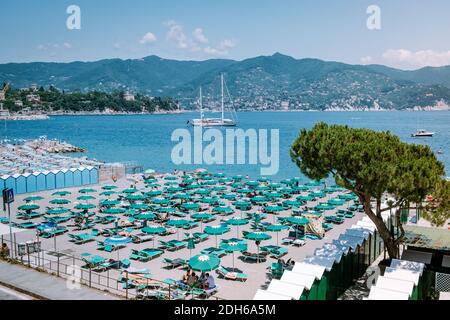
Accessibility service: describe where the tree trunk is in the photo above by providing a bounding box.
[361,196,400,259]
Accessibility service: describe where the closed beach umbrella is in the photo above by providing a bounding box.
[142,225,166,247]
[265,224,289,245]
[204,225,231,247]
[220,241,247,269]
[187,236,196,258]
[189,254,220,272]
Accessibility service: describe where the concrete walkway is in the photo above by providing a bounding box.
[0,261,120,300]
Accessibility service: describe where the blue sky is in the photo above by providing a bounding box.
[1,0,450,69]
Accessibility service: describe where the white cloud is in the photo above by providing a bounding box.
[163,20,237,57]
[382,49,450,69]
[63,42,72,49]
[139,32,157,45]
[193,28,208,44]
[164,20,188,49]
[360,56,373,64]
[37,44,47,50]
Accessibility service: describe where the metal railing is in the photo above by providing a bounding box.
[1,238,224,300]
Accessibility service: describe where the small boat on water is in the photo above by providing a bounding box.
[189,74,237,127]
[411,130,435,137]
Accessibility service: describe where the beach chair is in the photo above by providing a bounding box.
[322,223,334,232]
[159,240,186,251]
[216,266,248,282]
[241,251,268,263]
[44,216,71,224]
[269,262,284,280]
[130,248,164,262]
[163,258,188,269]
[260,245,288,259]
[201,247,227,257]
[81,255,107,269]
[39,226,68,238]
[131,233,153,244]
[182,221,199,230]
[190,286,219,299]
[0,217,9,224]
[68,233,95,245]
[184,232,209,243]
[12,222,37,229]
[17,211,42,220]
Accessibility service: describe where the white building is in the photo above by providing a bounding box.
[15,100,24,107]
[26,94,40,103]
[30,84,38,91]
[281,101,290,111]
[0,90,5,101]
[123,93,135,102]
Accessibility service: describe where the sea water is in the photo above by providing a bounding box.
[2,111,449,180]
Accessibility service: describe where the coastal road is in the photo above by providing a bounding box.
[0,284,34,300]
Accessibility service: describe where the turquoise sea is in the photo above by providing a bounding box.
[2,111,449,180]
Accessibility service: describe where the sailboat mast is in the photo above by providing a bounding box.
[221,74,224,123]
[200,87,203,121]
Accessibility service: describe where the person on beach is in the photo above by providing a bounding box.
[0,243,10,259]
[205,273,215,289]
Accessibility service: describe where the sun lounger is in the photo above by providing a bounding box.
[182,221,199,230]
[216,266,248,282]
[324,216,345,224]
[269,262,285,279]
[130,248,164,262]
[322,223,333,231]
[0,217,9,224]
[163,258,188,269]
[159,240,187,251]
[260,245,288,259]
[68,233,95,245]
[184,232,209,243]
[241,251,268,263]
[39,226,68,238]
[17,211,43,220]
[12,222,37,229]
[201,247,227,257]
[190,286,219,299]
[131,233,154,244]
[44,216,71,224]
[81,254,107,269]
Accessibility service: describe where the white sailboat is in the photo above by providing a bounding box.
[190,74,237,127]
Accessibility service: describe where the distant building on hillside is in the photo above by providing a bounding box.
[0,90,5,101]
[30,84,38,92]
[26,94,40,103]
[123,93,135,102]
[15,100,24,107]
[0,103,10,117]
[281,101,290,111]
